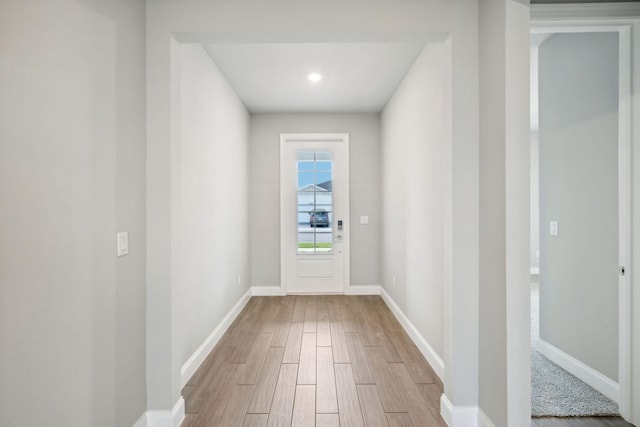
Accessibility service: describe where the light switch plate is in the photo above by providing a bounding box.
[360,216,369,225]
[117,232,129,257]
[549,221,558,236]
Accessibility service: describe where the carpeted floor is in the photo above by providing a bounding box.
[530,281,619,417]
[531,350,619,417]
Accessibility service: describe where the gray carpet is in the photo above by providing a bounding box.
[531,349,619,417]
[530,281,619,417]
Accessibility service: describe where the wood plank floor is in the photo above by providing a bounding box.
[182,295,445,427]
[181,294,636,427]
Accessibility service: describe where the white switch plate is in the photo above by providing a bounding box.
[549,221,558,236]
[117,232,129,257]
[360,216,369,225]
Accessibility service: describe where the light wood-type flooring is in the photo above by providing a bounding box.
[182,295,445,426]
[181,294,636,427]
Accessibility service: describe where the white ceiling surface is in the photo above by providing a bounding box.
[203,42,426,113]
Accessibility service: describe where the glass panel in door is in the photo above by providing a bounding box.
[297,150,333,253]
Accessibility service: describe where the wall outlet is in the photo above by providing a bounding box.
[237,275,241,286]
[549,221,559,236]
[392,276,396,288]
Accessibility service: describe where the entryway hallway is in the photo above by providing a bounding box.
[181,295,445,426]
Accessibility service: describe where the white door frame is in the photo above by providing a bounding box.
[530,12,635,420]
[279,133,351,295]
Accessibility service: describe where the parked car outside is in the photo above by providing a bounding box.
[309,209,329,227]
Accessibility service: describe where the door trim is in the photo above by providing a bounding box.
[530,19,634,420]
[279,133,350,295]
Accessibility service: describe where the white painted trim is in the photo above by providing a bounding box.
[345,285,381,295]
[616,23,633,421]
[380,287,444,380]
[537,339,619,403]
[631,19,640,426]
[531,3,640,21]
[440,394,478,427]
[146,397,185,427]
[440,394,453,427]
[251,286,284,296]
[132,413,147,427]
[172,398,185,427]
[285,292,346,295]
[279,135,288,295]
[478,409,496,427]
[180,289,251,388]
[532,23,636,34]
[342,136,351,296]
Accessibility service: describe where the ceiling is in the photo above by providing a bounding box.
[203,42,426,114]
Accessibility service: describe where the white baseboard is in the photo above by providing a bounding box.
[132,413,147,427]
[140,397,184,427]
[346,284,381,295]
[440,394,478,427]
[252,286,284,296]
[537,338,619,403]
[180,289,252,388]
[250,285,381,296]
[380,287,444,380]
[173,399,185,427]
[440,394,454,426]
[478,408,496,427]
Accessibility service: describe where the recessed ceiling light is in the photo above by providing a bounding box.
[308,73,323,83]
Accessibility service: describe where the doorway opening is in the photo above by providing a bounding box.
[529,22,632,423]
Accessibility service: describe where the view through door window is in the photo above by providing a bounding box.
[297,151,333,253]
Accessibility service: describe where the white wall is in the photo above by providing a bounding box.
[478,2,508,422]
[0,1,147,426]
[531,131,540,272]
[380,42,449,361]
[249,114,380,288]
[530,43,541,273]
[538,32,619,382]
[478,1,531,425]
[178,44,251,366]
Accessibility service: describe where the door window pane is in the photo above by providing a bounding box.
[297,151,333,253]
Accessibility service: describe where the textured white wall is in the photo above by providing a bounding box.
[249,114,381,288]
[178,44,251,367]
[380,42,448,361]
[0,1,147,426]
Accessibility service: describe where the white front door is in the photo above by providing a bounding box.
[280,133,350,294]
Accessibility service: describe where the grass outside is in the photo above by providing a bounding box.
[297,242,332,249]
